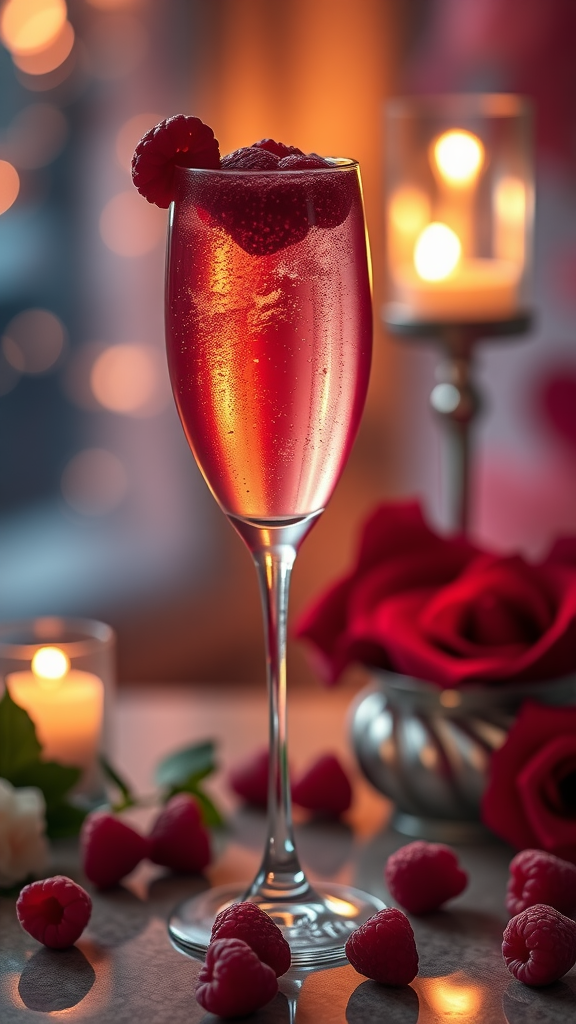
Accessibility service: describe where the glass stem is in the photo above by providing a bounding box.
[230,513,322,904]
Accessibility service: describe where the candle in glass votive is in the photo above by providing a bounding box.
[7,646,104,773]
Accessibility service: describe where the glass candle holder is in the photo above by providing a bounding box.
[384,94,534,325]
[0,617,115,803]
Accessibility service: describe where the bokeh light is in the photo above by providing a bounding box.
[433,130,485,187]
[90,343,164,415]
[2,309,66,373]
[3,103,68,169]
[0,160,20,215]
[61,448,128,516]
[414,223,462,281]
[116,112,160,172]
[99,190,166,256]
[12,18,74,74]
[0,0,67,55]
[389,186,430,237]
[31,645,70,679]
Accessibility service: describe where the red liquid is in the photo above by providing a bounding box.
[166,163,372,521]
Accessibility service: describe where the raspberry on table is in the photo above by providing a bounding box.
[292,753,353,816]
[81,811,149,889]
[228,749,270,808]
[148,793,211,874]
[196,937,278,1017]
[345,908,419,986]
[211,901,291,977]
[503,904,576,986]
[385,841,468,914]
[132,114,220,208]
[16,875,92,949]
[507,849,576,917]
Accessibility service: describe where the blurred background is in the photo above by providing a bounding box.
[0,0,575,685]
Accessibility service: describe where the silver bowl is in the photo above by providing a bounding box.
[350,670,576,842]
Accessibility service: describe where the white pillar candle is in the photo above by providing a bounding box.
[7,646,104,774]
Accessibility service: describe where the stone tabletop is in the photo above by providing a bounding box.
[1,682,575,1023]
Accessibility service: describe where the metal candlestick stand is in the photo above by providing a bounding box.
[383,308,533,533]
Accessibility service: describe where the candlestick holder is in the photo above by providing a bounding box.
[383,310,533,531]
[0,617,115,803]
[384,94,534,531]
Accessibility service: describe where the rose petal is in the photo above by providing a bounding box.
[482,702,576,854]
[517,735,576,850]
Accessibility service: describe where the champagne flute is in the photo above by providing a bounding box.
[165,158,383,966]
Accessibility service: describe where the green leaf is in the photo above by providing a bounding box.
[99,755,136,810]
[11,761,80,809]
[45,801,87,839]
[155,741,217,789]
[185,786,225,829]
[0,688,42,779]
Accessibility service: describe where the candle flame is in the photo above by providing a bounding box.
[414,223,461,281]
[31,646,70,689]
[433,130,484,187]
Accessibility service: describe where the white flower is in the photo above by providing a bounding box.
[0,778,48,887]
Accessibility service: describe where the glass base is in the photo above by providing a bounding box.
[168,882,385,967]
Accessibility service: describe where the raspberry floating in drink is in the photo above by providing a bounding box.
[16,875,92,949]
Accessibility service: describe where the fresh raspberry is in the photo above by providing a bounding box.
[503,904,576,986]
[209,173,309,256]
[253,138,304,159]
[507,849,576,917]
[292,753,352,816]
[196,937,278,1017]
[132,114,220,208]
[228,749,270,808]
[81,811,148,889]
[211,901,291,977]
[277,153,329,170]
[345,908,418,985]
[221,146,279,169]
[148,793,211,873]
[385,841,468,914]
[16,875,92,949]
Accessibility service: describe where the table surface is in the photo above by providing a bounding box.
[1,681,575,1024]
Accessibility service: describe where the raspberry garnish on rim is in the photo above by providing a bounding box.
[131,115,220,208]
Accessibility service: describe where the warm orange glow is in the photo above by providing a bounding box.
[86,0,141,7]
[12,18,74,74]
[421,974,484,1020]
[32,646,70,679]
[99,190,165,256]
[0,160,20,214]
[61,448,128,516]
[389,186,430,236]
[2,308,66,373]
[433,130,484,187]
[0,0,67,55]
[414,223,461,281]
[115,112,161,172]
[90,344,158,414]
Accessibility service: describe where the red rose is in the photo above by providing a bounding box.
[296,502,576,687]
[482,701,576,862]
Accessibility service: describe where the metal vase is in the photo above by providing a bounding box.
[350,670,576,842]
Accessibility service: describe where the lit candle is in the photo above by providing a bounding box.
[7,646,104,776]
